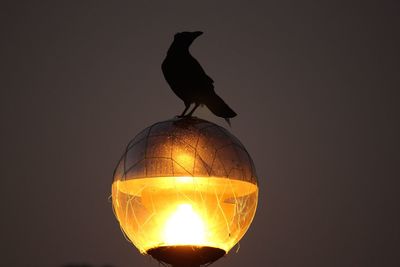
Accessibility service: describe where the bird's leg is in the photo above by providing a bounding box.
[178,103,191,117]
[186,103,200,117]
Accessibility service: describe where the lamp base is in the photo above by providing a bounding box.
[147,245,225,267]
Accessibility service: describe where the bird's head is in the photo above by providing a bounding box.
[172,31,203,48]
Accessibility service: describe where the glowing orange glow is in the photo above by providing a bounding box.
[111,117,259,262]
[112,176,258,253]
[164,203,205,245]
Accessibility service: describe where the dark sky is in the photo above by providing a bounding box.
[1,1,399,267]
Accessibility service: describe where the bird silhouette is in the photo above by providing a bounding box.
[162,31,237,125]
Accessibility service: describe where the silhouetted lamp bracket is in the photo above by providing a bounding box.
[112,117,258,267]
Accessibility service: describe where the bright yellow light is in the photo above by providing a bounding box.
[164,203,205,245]
[112,118,259,266]
[112,176,258,253]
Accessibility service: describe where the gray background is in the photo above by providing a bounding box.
[1,1,399,267]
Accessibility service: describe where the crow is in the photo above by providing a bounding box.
[162,31,237,125]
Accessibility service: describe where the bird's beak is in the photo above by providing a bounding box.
[192,31,203,38]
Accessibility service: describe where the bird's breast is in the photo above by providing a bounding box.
[162,54,214,103]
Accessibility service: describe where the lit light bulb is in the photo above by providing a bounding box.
[164,203,205,245]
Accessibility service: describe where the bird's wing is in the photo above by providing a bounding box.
[186,55,214,85]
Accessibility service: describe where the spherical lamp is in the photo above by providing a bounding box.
[112,117,258,267]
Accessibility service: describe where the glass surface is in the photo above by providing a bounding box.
[112,176,258,253]
[112,117,259,254]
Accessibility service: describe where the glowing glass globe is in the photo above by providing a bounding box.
[112,117,258,266]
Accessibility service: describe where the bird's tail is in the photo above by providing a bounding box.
[204,93,237,121]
